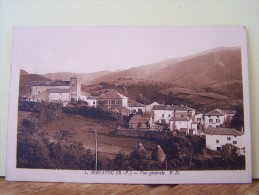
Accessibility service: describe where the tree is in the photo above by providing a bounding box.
[113,151,130,170]
[231,107,244,131]
[129,145,150,170]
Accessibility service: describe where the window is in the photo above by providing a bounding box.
[216,119,220,123]
[233,141,237,144]
[227,137,231,141]
[93,101,95,104]
[162,114,164,117]
[38,90,41,94]
[209,119,213,123]
[138,109,143,114]
[168,114,171,117]
[216,140,219,143]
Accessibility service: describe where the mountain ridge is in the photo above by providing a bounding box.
[88,46,242,89]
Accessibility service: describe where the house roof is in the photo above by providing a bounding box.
[145,102,160,111]
[205,109,224,116]
[153,104,195,111]
[99,91,128,100]
[204,127,242,136]
[128,100,145,107]
[129,114,150,124]
[48,88,70,93]
[31,80,70,86]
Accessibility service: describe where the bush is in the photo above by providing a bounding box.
[17,128,96,170]
[22,117,38,133]
[63,103,120,121]
[17,133,50,168]
[128,146,150,170]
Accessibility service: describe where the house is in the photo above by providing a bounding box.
[204,109,225,129]
[128,100,145,114]
[194,112,204,130]
[98,90,129,114]
[129,114,152,129]
[153,104,195,125]
[30,76,81,102]
[204,127,245,155]
[145,102,160,114]
[169,116,197,135]
[79,94,97,107]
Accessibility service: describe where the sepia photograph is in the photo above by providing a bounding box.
[6,26,251,183]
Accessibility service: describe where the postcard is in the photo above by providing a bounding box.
[6,26,251,183]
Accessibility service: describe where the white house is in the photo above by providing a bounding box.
[204,109,225,129]
[79,94,97,107]
[128,100,145,114]
[204,127,245,155]
[153,104,195,125]
[169,116,197,135]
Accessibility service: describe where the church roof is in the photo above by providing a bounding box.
[31,80,70,86]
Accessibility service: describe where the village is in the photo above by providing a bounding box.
[24,75,246,159]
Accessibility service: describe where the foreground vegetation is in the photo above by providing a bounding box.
[17,101,245,170]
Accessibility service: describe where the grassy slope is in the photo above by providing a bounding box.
[18,111,157,158]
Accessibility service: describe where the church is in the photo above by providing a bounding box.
[29,76,81,103]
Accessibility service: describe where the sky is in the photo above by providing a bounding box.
[12,26,246,74]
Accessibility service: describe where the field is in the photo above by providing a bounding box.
[18,111,158,159]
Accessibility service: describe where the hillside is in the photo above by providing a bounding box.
[43,70,111,85]
[150,47,242,89]
[82,47,243,111]
[88,47,242,89]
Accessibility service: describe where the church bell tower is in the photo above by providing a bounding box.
[70,76,81,101]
